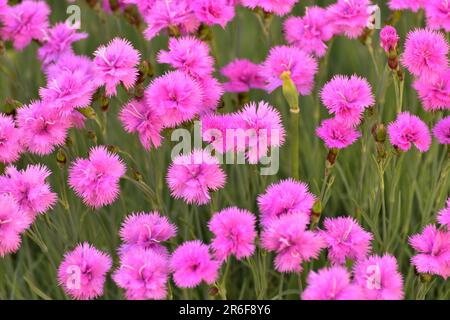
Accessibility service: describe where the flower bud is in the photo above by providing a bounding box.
[280,71,299,113]
[372,123,387,144]
[56,148,67,168]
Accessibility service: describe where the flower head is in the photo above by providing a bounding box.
[69,146,126,209]
[387,112,432,152]
[200,113,244,153]
[170,240,220,288]
[433,116,450,145]
[380,25,400,53]
[167,150,226,205]
[438,198,450,227]
[388,0,425,12]
[58,243,112,300]
[0,114,23,164]
[241,0,299,16]
[425,0,450,32]
[191,0,235,28]
[221,59,265,92]
[413,69,450,111]
[316,118,362,149]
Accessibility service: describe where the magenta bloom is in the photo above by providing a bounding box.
[261,45,318,94]
[119,212,177,255]
[94,38,140,96]
[119,99,164,150]
[16,101,70,155]
[113,247,170,300]
[438,198,450,227]
[425,0,450,32]
[69,146,126,209]
[316,118,362,149]
[380,25,400,53]
[409,225,450,279]
[38,23,88,67]
[170,240,220,288]
[284,7,334,57]
[433,116,450,145]
[321,75,374,125]
[302,266,363,300]
[388,0,425,12]
[261,214,325,273]
[209,207,257,261]
[201,113,243,153]
[158,36,214,79]
[413,69,450,111]
[0,165,57,219]
[167,150,226,205]
[0,194,31,257]
[387,112,432,152]
[145,71,203,127]
[0,0,50,50]
[401,29,449,77]
[258,179,315,227]
[328,0,377,39]
[221,59,265,92]
[0,114,23,164]
[241,0,299,16]
[192,0,235,28]
[58,243,112,300]
[321,217,373,265]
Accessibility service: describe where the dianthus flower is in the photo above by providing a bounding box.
[200,113,244,153]
[413,69,450,111]
[433,116,450,145]
[316,118,362,149]
[241,0,299,16]
[221,59,265,92]
[380,25,400,53]
[191,0,235,28]
[425,0,450,32]
[0,114,23,163]
[438,198,450,228]
[388,0,425,12]
[387,112,431,152]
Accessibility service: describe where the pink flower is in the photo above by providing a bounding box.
[119,99,164,150]
[69,146,126,209]
[321,75,374,125]
[438,198,450,227]
[0,0,50,50]
[158,36,214,79]
[197,76,224,114]
[257,179,315,227]
[93,38,140,96]
[16,101,70,155]
[113,247,170,300]
[241,0,299,16]
[0,114,23,163]
[221,59,265,92]
[167,150,226,205]
[380,25,400,53]
[145,71,203,127]
[316,118,362,149]
[409,225,450,279]
[209,207,257,261]
[261,214,325,273]
[388,0,425,12]
[283,7,334,57]
[413,69,450,111]
[38,23,88,67]
[328,0,377,39]
[387,112,432,152]
[261,45,318,94]
[321,217,373,265]
[401,29,449,77]
[58,243,112,300]
[44,54,96,83]
[302,266,363,300]
[170,240,220,288]
[200,113,243,153]
[191,0,235,28]
[433,116,450,145]
[425,0,450,32]
[0,194,32,257]
[0,165,57,219]
[119,212,177,255]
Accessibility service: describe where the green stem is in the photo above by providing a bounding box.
[290,111,300,180]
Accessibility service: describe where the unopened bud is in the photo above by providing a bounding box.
[56,148,67,167]
[326,148,339,167]
[372,123,387,144]
[311,200,323,227]
[208,286,219,297]
[78,107,97,120]
[280,71,299,113]
[107,145,119,154]
[132,170,143,182]
[419,273,433,283]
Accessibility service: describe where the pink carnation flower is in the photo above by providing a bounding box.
[170,240,220,288]
[209,207,257,261]
[438,198,450,227]
[425,0,450,32]
[409,225,450,279]
[241,0,299,16]
[113,247,170,300]
[388,0,425,12]
[191,0,235,28]
[44,54,96,83]
[257,179,315,227]
[16,101,70,155]
[321,75,374,125]
[284,7,334,57]
[0,164,57,219]
[401,29,449,77]
[119,99,164,150]
[221,59,265,92]
[433,116,450,145]
[58,243,112,300]
[0,194,32,257]
[145,70,203,127]
[94,38,140,96]
[380,25,400,53]
[387,112,432,152]
[316,118,362,149]
[167,149,226,205]
[261,45,318,94]
[0,0,50,50]
[0,114,23,163]
[413,69,450,111]
[302,266,363,300]
[158,36,214,79]
[261,214,325,272]
[321,217,373,265]
[69,146,126,209]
